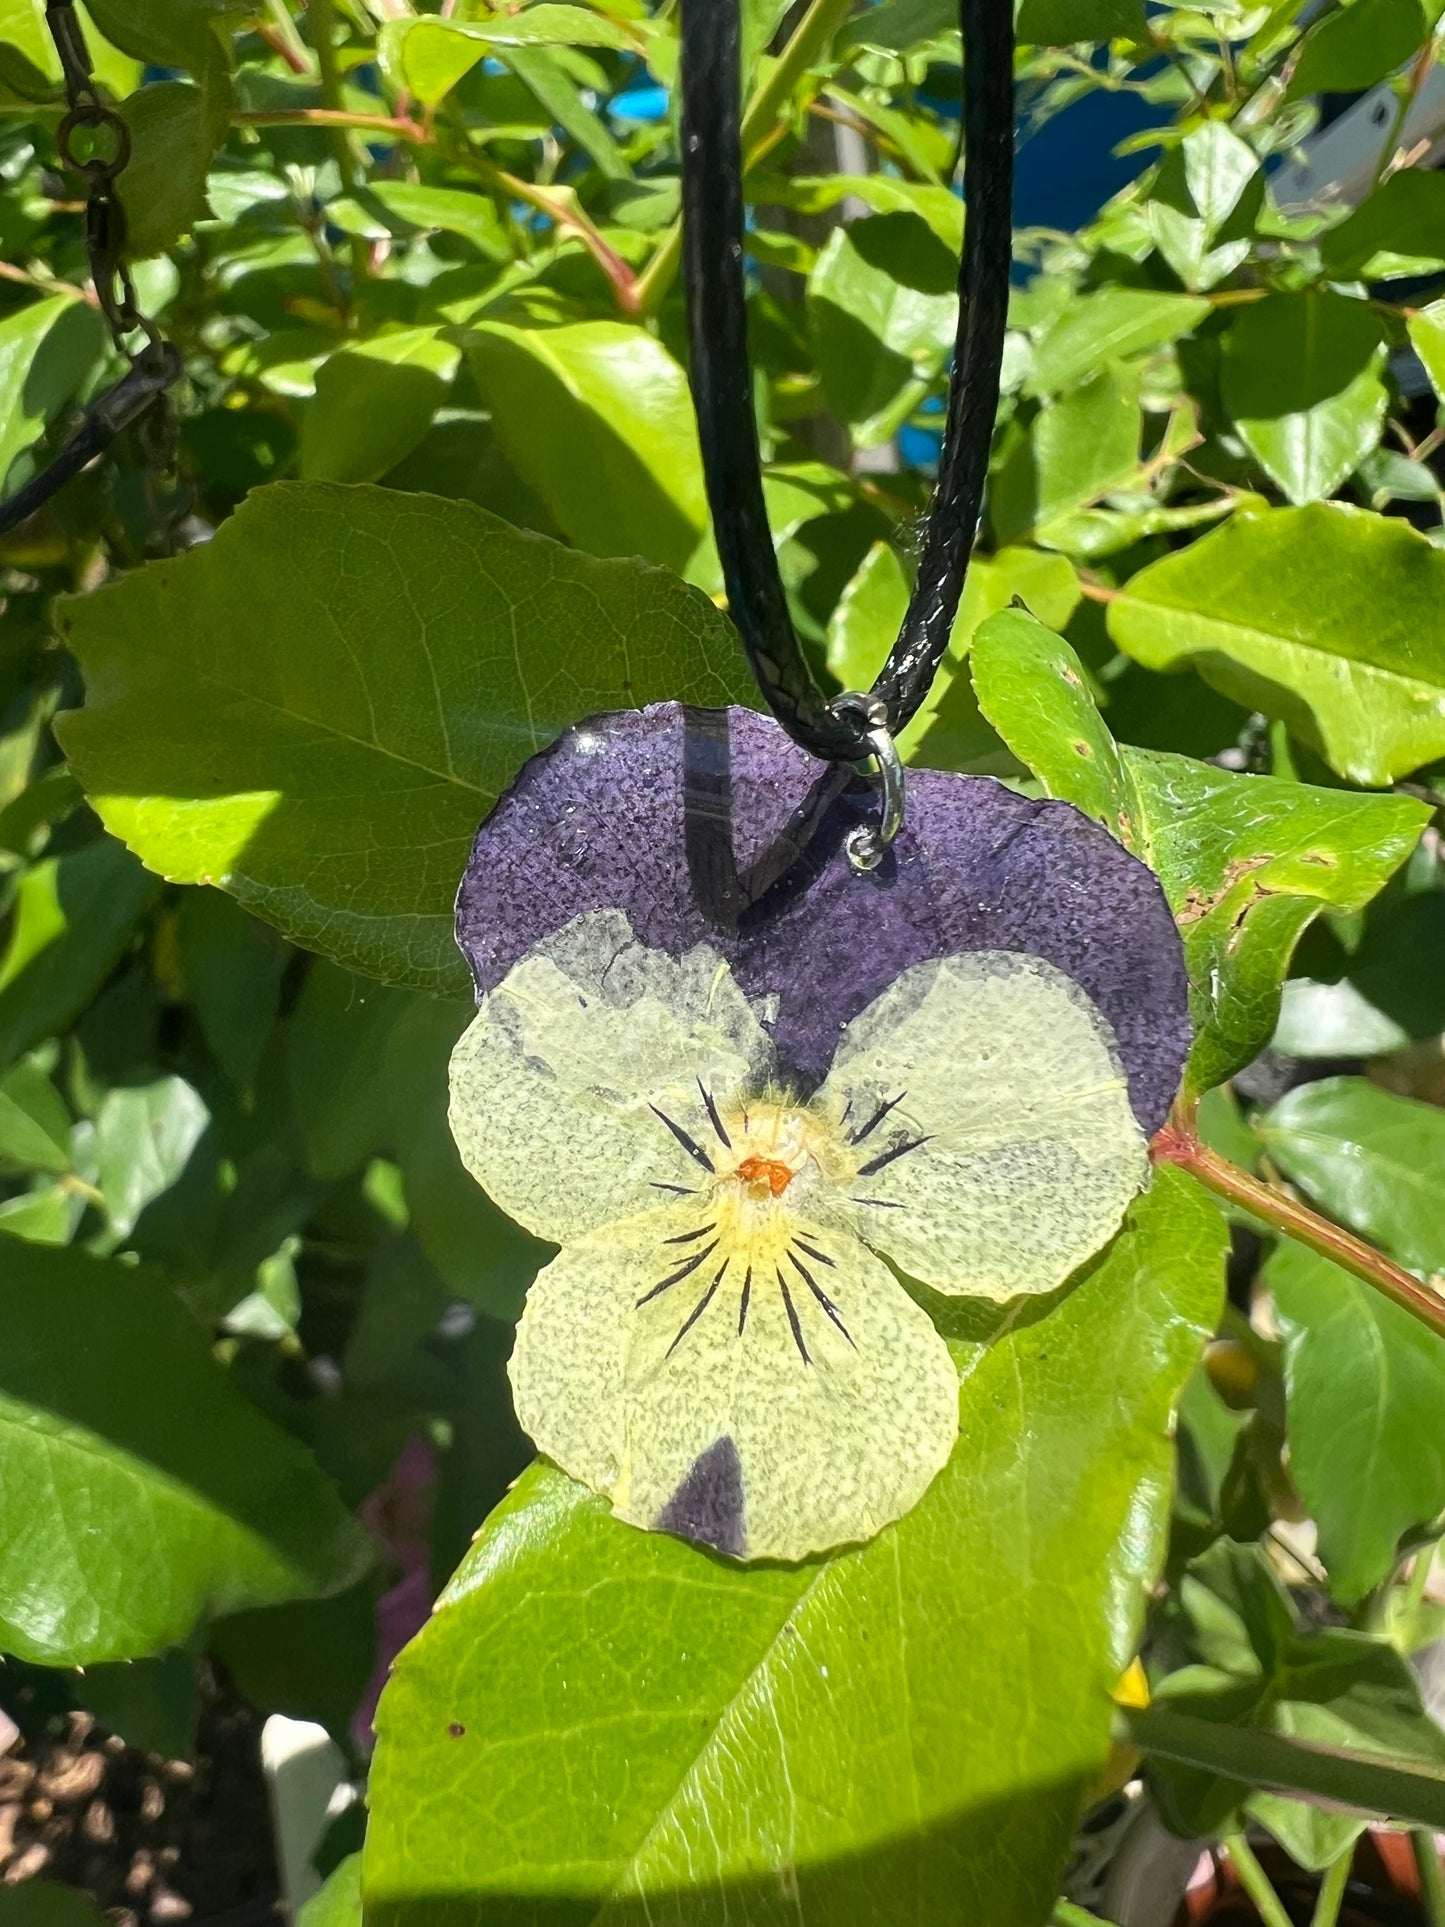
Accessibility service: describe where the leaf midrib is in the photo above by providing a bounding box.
[1118,593,1445,694]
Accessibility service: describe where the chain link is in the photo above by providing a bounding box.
[44,0,180,422]
[0,2,187,538]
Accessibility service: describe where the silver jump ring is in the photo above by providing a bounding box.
[830,691,905,874]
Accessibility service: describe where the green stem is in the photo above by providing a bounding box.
[1223,1833,1294,1927]
[634,0,855,315]
[1309,1847,1353,1927]
[1051,1903,1119,1927]
[1153,1125,1445,1347]
[307,0,359,192]
[1414,1829,1445,1927]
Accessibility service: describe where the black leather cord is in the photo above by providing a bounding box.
[679,0,1015,761]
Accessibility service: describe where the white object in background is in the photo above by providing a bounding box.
[0,1707,19,1757]
[260,1714,358,1919]
[1272,66,1445,216]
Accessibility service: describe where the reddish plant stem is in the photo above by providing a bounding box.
[231,109,642,313]
[1152,1122,1445,1344]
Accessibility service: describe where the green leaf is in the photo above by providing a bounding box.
[970,608,1429,1092]
[80,1648,198,1757]
[0,839,160,1072]
[1122,1702,1445,1833]
[364,1171,1222,1925]
[0,1059,71,1173]
[1270,1238,1445,1604]
[54,482,749,994]
[991,363,1144,547]
[175,887,289,1092]
[1017,0,1148,42]
[1407,298,1445,403]
[1106,503,1445,786]
[1288,0,1428,98]
[1221,293,1388,504]
[286,962,546,1318]
[1322,168,1445,278]
[382,9,649,108]
[0,0,139,95]
[1258,1076,1445,1276]
[464,322,710,576]
[1147,1541,1445,1865]
[0,1885,110,1927]
[326,183,509,260]
[301,331,461,486]
[119,73,230,260]
[300,1853,362,1927]
[93,1073,210,1239]
[0,1242,371,1664]
[807,212,957,446]
[1023,287,1210,398]
[505,46,630,181]
[0,294,105,492]
[1147,122,1262,291]
[83,0,239,71]
[751,171,963,250]
[826,542,1077,774]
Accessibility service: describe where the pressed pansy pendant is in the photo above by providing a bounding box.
[448,703,1190,1564]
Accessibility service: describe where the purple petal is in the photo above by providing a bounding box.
[455,705,1190,1133]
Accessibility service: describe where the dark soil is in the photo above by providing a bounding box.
[0,1669,279,1927]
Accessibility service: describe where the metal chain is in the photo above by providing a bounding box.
[0,4,183,536]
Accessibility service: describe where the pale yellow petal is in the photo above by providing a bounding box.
[819,951,1148,1299]
[508,1206,959,1563]
[448,909,774,1242]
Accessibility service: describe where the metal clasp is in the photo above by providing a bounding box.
[830,691,905,874]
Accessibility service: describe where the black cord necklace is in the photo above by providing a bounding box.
[678,0,1015,780]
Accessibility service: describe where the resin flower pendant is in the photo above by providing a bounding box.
[449,703,1191,1564]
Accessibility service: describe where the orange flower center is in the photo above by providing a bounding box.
[735,1155,794,1197]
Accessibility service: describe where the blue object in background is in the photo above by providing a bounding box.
[608,83,669,123]
[1013,82,1172,235]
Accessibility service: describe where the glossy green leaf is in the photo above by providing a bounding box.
[1270,1238,1445,1604]
[93,1073,209,1239]
[827,541,1077,774]
[364,1171,1222,1926]
[1147,122,1262,291]
[1322,168,1445,278]
[0,294,105,492]
[505,46,630,180]
[464,322,710,575]
[1017,0,1147,41]
[0,1059,71,1173]
[1221,293,1388,504]
[382,10,649,108]
[54,482,749,994]
[1287,0,1426,95]
[301,331,460,485]
[0,1184,76,1244]
[0,1242,371,1664]
[1106,503,1445,786]
[1258,1076,1445,1276]
[751,171,963,250]
[1023,287,1210,398]
[970,608,1429,1092]
[326,183,509,260]
[0,0,139,94]
[0,839,160,1072]
[1407,298,1445,402]
[807,212,957,446]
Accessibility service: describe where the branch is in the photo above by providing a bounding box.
[1152,1120,1445,1345]
[635,0,855,316]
